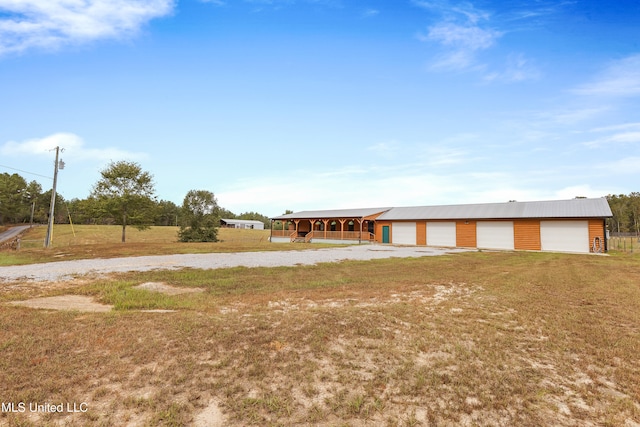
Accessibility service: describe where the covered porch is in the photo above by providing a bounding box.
[270,207,391,244]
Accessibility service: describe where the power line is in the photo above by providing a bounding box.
[0,164,53,180]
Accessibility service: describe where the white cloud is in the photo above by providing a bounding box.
[217,168,468,214]
[579,122,640,147]
[573,54,640,97]
[425,22,499,50]
[484,53,541,83]
[367,140,400,157]
[0,0,174,55]
[412,1,490,24]
[427,49,478,71]
[598,156,640,174]
[423,146,469,167]
[548,106,611,125]
[583,131,640,148]
[415,2,576,81]
[589,122,640,133]
[1,132,147,161]
[362,8,379,18]
[419,23,502,71]
[217,152,601,216]
[554,185,612,200]
[415,1,503,73]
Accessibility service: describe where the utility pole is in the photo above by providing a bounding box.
[44,146,62,248]
[30,199,35,228]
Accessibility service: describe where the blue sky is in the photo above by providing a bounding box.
[1,0,639,217]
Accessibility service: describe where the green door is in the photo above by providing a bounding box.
[382,226,390,244]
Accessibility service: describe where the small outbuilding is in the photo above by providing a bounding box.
[220,218,265,230]
[270,198,612,253]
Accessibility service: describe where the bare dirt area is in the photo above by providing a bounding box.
[133,281,204,296]
[8,295,113,312]
[6,282,203,313]
[1,251,639,426]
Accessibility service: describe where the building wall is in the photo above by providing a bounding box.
[374,220,392,244]
[456,221,477,248]
[374,221,382,243]
[514,220,541,251]
[298,221,311,233]
[588,219,606,252]
[416,222,427,246]
[370,217,607,253]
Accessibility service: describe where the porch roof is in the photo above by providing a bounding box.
[272,207,391,221]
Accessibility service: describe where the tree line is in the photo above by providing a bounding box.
[0,161,272,242]
[606,193,640,235]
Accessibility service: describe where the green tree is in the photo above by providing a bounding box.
[218,207,236,220]
[272,210,293,231]
[629,192,640,237]
[154,199,180,226]
[178,190,219,242]
[21,181,43,224]
[607,194,630,233]
[40,189,66,225]
[67,197,101,225]
[91,161,156,242]
[0,173,28,224]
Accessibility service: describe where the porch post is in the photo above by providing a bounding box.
[339,219,346,240]
[308,219,317,241]
[323,219,329,239]
[359,217,363,244]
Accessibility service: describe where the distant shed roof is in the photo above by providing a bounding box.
[221,218,265,225]
[273,207,391,220]
[377,198,612,221]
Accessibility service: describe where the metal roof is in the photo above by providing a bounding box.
[377,198,612,220]
[272,207,391,220]
[221,218,265,225]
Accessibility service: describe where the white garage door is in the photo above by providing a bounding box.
[477,221,514,250]
[427,222,456,247]
[540,220,589,253]
[392,222,416,245]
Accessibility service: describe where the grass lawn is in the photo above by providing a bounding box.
[1,247,639,426]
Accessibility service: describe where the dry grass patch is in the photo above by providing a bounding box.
[1,252,639,426]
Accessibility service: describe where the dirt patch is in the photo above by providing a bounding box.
[193,399,226,427]
[8,295,113,312]
[5,282,202,313]
[134,281,204,295]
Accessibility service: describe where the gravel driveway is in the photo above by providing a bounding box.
[0,245,470,282]
[0,225,30,244]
